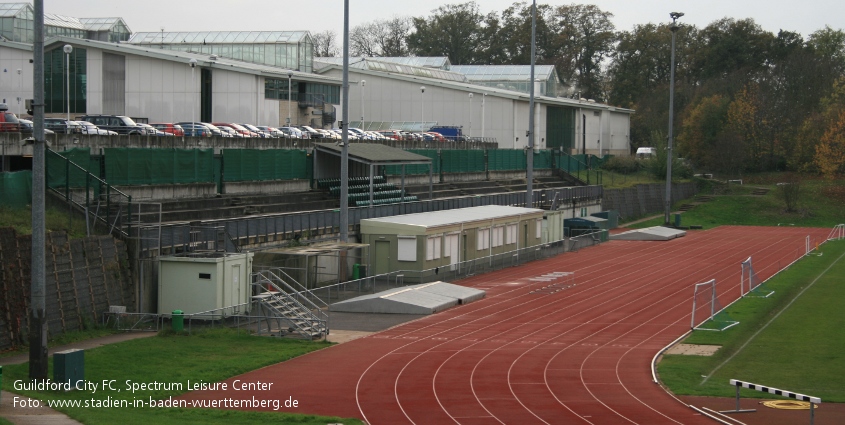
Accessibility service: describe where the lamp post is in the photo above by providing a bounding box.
[359,79,366,130]
[665,11,683,226]
[190,58,197,136]
[287,71,293,126]
[63,44,72,123]
[16,68,22,115]
[526,0,536,208]
[482,93,486,139]
[420,86,425,132]
[468,93,473,138]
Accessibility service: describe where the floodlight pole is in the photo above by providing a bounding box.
[665,12,683,226]
[190,58,197,135]
[340,0,350,242]
[481,93,486,139]
[420,86,426,132]
[29,0,47,380]
[63,44,72,123]
[468,93,473,138]
[287,71,293,126]
[526,0,536,208]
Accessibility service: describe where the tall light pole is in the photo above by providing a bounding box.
[287,71,293,126]
[481,93,486,139]
[190,58,197,136]
[665,11,683,226]
[468,93,474,138]
[359,79,366,130]
[526,0,536,208]
[420,86,425,132]
[340,0,350,242]
[16,68,22,115]
[63,44,72,123]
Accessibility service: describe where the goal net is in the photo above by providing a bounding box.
[691,279,739,331]
[741,256,774,298]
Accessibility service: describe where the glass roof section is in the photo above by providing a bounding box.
[0,3,28,17]
[44,13,86,30]
[315,57,467,82]
[128,31,311,44]
[367,57,451,70]
[450,65,557,82]
[79,17,124,31]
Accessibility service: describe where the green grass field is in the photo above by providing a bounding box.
[658,239,845,402]
[627,177,845,229]
[2,329,364,425]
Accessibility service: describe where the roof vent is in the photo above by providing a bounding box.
[587,99,596,103]
[209,54,218,61]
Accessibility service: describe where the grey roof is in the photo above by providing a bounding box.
[44,13,86,30]
[0,3,27,18]
[315,57,467,82]
[451,65,558,82]
[314,142,433,164]
[128,31,311,45]
[79,17,129,32]
[362,205,543,229]
[365,56,452,70]
[43,36,340,85]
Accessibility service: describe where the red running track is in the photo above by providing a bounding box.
[183,226,830,424]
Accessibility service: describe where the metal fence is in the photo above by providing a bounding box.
[138,185,603,255]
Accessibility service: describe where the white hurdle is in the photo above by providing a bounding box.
[724,379,821,424]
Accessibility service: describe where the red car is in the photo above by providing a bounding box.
[0,103,20,132]
[213,122,257,138]
[150,123,184,137]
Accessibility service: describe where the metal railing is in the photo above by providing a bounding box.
[253,268,329,338]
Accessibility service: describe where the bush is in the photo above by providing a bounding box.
[601,156,641,174]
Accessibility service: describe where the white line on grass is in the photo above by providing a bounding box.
[701,247,845,385]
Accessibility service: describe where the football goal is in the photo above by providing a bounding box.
[691,279,739,331]
[741,256,774,298]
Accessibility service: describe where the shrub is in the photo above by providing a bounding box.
[601,156,640,174]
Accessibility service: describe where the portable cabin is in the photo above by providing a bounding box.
[359,205,545,277]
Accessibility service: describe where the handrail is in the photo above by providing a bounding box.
[253,269,329,331]
[46,148,134,238]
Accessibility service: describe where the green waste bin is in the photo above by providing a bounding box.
[353,264,360,280]
[674,213,681,227]
[172,310,184,332]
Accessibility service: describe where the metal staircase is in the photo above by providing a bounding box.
[252,269,328,339]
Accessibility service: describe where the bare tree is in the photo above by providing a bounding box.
[351,16,412,57]
[312,30,340,57]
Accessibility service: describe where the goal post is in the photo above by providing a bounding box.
[692,279,739,331]
[741,256,773,298]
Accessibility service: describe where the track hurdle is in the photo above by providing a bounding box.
[724,379,821,424]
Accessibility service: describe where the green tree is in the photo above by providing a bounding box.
[407,2,486,64]
[677,94,732,172]
[552,4,615,100]
[815,110,845,178]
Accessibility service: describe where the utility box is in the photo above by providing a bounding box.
[54,349,84,388]
[158,252,254,318]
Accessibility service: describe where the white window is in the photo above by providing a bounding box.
[477,228,490,250]
[506,224,517,245]
[536,219,543,239]
[493,226,504,247]
[426,236,441,261]
[397,237,416,262]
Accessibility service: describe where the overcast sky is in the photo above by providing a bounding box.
[48,0,844,39]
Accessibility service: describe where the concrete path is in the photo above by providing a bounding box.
[0,332,155,425]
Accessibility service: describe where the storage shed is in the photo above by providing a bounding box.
[359,205,544,277]
[564,216,608,238]
[158,252,254,317]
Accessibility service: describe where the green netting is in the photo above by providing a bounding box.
[0,170,33,209]
[534,150,553,169]
[488,150,526,171]
[441,150,485,173]
[558,153,590,172]
[222,149,308,182]
[104,148,214,185]
[384,149,439,175]
[47,148,94,189]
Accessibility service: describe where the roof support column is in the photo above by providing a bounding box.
[401,165,406,202]
[369,164,374,207]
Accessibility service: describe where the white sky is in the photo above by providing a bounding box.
[48,0,844,39]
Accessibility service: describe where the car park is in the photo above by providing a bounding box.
[213,122,255,137]
[240,123,271,138]
[218,126,243,138]
[280,126,306,139]
[150,123,185,137]
[77,121,119,135]
[198,122,227,137]
[79,114,147,135]
[256,126,285,138]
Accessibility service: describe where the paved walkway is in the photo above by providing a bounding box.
[0,332,155,425]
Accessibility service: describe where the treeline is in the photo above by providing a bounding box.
[312,2,845,177]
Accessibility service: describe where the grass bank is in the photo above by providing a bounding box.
[2,328,363,425]
[658,239,845,402]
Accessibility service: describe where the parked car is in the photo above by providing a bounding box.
[212,122,255,138]
[237,123,271,138]
[18,119,56,135]
[201,123,229,137]
[256,126,285,138]
[217,126,243,138]
[296,125,321,139]
[175,122,211,137]
[425,132,446,142]
[0,103,20,132]
[138,123,172,136]
[79,114,146,135]
[76,121,119,135]
[378,130,402,140]
[44,117,82,134]
[150,123,184,137]
[278,127,303,139]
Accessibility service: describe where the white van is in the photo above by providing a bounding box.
[635,147,656,158]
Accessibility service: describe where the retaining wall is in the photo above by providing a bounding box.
[602,182,699,221]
